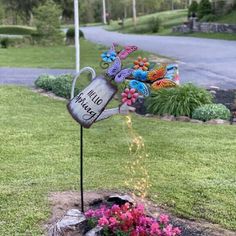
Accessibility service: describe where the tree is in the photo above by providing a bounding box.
[54,0,74,21]
[2,0,42,24]
[34,0,63,45]
[198,0,212,19]
[132,0,137,26]
[188,1,198,16]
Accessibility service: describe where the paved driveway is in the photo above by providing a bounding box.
[82,26,236,89]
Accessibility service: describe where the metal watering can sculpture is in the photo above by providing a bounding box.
[68,44,180,128]
[67,44,179,212]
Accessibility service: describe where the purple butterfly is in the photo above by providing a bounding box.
[107,57,134,83]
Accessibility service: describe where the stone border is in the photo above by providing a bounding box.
[32,88,235,125]
[144,114,234,125]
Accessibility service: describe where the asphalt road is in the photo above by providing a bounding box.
[82,26,236,89]
[1,27,236,89]
[0,68,75,86]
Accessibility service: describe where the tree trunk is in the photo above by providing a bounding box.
[132,0,137,26]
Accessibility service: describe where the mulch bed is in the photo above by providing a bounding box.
[45,191,236,236]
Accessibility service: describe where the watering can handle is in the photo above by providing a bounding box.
[71,67,96,100]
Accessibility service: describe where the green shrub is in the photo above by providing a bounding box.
[34,0,63,45]
[200,14,216,22]
[0,26,35,35]
[35,74,56,91]
[145,84,213,117]
[0,36,32,48]
[66,27,84,39]
[198,0,212,19]
[192,104,231,121]
[148,17,162,33]
[0,38,10,48]
[51,74,78,99]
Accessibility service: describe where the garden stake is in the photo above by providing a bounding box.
[70,67,96,213]
[80,125,84,212]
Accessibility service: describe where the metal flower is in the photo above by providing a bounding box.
[133,69,148,81]
[101,50,117,63]
[133,56,150,71]
[148,66,166,81]
[121,88,139,106]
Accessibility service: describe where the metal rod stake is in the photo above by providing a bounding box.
[70,67,96,213]
[80,125,84,212]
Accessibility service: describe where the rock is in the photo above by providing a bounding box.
[209,90,217,95]
[176,116,190,122]
[153,115,161,119]
[85,226,103,236]
[108,194,135,205]
[190,119,203,124]
[209,86,220,91]
[173,22,236,34]
[145,113,154,117]
[206,119,230,125]
[49,209,87,236]
[161,115,176,121]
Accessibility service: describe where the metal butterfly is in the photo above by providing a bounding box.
[118,45,138,60]
[107,57,134,83]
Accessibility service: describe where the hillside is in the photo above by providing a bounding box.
[105,9,187,34]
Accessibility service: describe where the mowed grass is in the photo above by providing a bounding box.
[171,31,236,40]
[217,9,236,24]
[0,86,236,234]
[0,39,154,69]
[106,9,187,34]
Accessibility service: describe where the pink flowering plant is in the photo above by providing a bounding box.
[85,203,181,236]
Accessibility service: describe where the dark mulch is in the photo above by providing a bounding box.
[46,191,236,236]
[213,89,236,111]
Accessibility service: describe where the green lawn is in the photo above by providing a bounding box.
[217,10,236,24]
[0,86,236,235]
[106,9,188,34]
[0,39,155,69]
[171,32,236,40]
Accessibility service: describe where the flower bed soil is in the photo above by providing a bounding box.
[45,191,236,236]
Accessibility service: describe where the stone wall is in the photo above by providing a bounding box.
[173,22,236,34]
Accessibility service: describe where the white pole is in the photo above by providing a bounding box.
[74,0,80,73]
[132,0,137,26]
[102,0,107,24]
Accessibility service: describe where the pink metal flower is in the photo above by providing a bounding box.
[98,216,109,226]
[121,88,139,106]
[159,214,169,225]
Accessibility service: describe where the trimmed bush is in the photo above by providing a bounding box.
[51,74,78,99]
[145,84,213,117]
[0,36,33,48]
[35,74,80,99]
[0,38,10,48]
[192,104,231,121]
[35,74,56,91]
[0,26,35,35]
[66,27,84,39]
